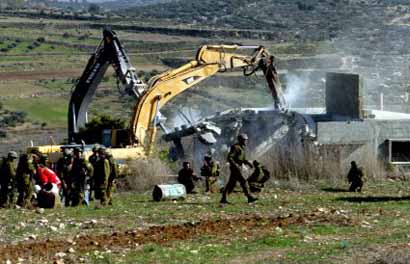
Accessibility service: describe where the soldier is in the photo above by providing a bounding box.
[347,161,364,192]
[16,154,36,208]
[247,160,271,193]
[94,147,111,207]
[200,154,220,193]
[178,161,198,194]
[69,147,93,207]
[88,144,100,201]
[0,151,18,208]
[56,149,73,207]
[106,152,119,206]
[220,133,257,205]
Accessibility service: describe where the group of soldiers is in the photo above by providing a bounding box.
[0,144,118,209]
[177,133,271,205]
[178,133,365,205]
[0,132,365,209]
[56,144,119,208]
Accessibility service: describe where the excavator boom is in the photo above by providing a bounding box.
[68,28,145,143]
[130,45,286,151]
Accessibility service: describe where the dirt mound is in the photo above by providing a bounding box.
[0,211,354,262]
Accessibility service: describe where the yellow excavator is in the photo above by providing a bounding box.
[130,44,286,154]
[30,29,286,162]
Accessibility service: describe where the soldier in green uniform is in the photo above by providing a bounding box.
[106,152,119,206]
[200,154,220,193]
[70,147,93,207]
[16,153,36,208]
[94,147,111,207]
[88,144,100,201]
[56,149,73,207]
[220,133,257,205]
[0,151,18,208]
[247,160,271,193]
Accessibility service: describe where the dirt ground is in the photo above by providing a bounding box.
[0,210,354,263]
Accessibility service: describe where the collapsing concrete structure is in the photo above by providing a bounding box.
[164,72,410,178]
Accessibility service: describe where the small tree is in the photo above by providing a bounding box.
[88,3,100,14]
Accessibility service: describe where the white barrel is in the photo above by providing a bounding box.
[152,184,187,202]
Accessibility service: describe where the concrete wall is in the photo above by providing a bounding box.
[326,73,362,119]
[315,119,410,173]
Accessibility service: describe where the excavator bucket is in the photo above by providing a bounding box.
[259,57,287,110]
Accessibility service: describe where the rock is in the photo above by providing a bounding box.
[55,252,66,258]
[50,226,58,232]
[39,219,49,225]
[36,208,45,214]
[275,226,283,233]
[54,260,64,264]
[68,247,75,253]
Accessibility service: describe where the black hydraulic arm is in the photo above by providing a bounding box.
[68,28,145,142]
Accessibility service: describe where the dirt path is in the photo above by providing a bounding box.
[0,70,81,81]
[0,211,355,262]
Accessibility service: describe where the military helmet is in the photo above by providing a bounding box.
[8,151,18,159]
[92,143,100,152]
[73,147,82,153]
[63,148,72,157]
[238,133,249,141]
[204,154,212,161]
[98,146,107,154]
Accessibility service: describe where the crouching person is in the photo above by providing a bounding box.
[347,161,364,192]
[247,160,270,193]
[178,161,198,194]
[37,183,61,209]
[200,154,220,193]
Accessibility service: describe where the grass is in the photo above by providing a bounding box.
[1,180,410,263]
[3,97,67,127]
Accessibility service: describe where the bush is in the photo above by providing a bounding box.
[78,114,127,144]
[123,158,172,192]
[36,37,46,43]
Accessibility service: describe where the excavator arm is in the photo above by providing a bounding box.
[68,28,145,142]
[130,45,286,151]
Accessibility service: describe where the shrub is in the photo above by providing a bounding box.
[123,158,172,192]
[36,37,46,43]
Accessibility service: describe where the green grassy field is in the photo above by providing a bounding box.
[1,180,410,263]
[3,97,68,127]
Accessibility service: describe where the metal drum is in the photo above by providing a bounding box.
[152,184,187,202]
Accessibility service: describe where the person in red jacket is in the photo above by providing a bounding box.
[37,155,61,189]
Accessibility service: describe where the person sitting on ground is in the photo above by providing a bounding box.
[247,160,271,193]
[37,182,61,209]
[347,161,364,192]
[200,154,220,193]
[177,161,198,194]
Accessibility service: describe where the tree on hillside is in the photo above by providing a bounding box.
[88,3,100,14]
